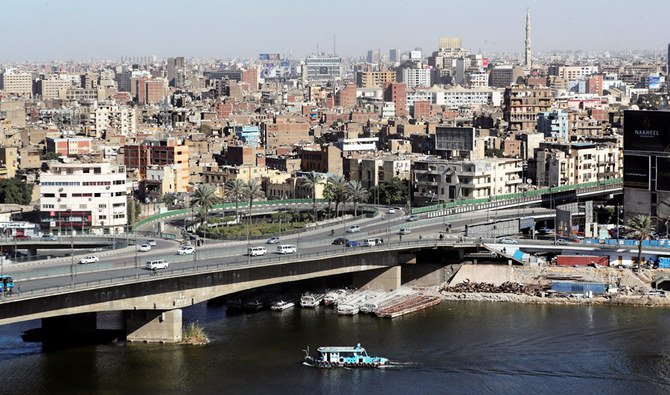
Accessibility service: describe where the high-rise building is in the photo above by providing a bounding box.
[167,57,185,88]
[356,70,396,88]
[304,55,342,84]
[525,8,532,71]
[503,86,552,131]
[383,82,407,117]
[366,49,382,63]
[389,49,399,63]
[439,37,462,50]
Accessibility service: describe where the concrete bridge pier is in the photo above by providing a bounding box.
[125,309,182,343]
[353,266,401,292]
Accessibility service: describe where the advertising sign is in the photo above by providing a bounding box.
[434,126,475,151]
[624,110,670,152]
[648,76,661,90]
[623,155,650,189]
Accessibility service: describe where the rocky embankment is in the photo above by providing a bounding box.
[440,264,670,307]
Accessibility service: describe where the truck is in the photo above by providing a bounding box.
[556,255,609,267]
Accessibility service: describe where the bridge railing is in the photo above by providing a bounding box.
[3,237,478,300]
[411,178,622,215]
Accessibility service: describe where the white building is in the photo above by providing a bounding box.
[401,68,431,88]
[434,86,502,108]
[39,163,128,235]
[304,55,342,84]
[89,101,137,138]
[2,68,32,96]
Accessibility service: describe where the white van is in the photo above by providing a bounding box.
[146,259,169,270]
[247,246,267,256]
[399,228,411,235]
[276,244,297,254]
[363,238,384,247]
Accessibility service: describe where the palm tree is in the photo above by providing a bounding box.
[225,179,246,225]
[161,192,178,207]
[327,175,347,218]
[302,171,322,220]
[346,180,369,217]
[244,179,265,230]
[190,184,217,225]
[628,214,655,269]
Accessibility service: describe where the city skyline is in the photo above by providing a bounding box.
[1,0,669,62]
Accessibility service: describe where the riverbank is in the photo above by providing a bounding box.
[439,263,670,307]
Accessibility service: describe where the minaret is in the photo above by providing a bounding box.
[525,7,532,71]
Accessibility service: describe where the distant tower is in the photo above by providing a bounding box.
[525,7,532,71]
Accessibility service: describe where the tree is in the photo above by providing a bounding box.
[0,178,33,205]
[372,177,407,205]
[301,171,322,220]
[162,192,178,207]
[325,175,347,218]
[243,179,265,228]
[190,184,218,225]
[40,152,60,161]
[225,179,246,224]
[346,180,369,217]
[628,214,655,269]
[127,197,142,225]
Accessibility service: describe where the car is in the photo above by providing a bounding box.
[177,246,195,255]
[13,235,31,240]
[138,244,152,252]
[406,215,419,222]
[387,208,396,214]
[346,240,361,247]
[539,227,552,234]
[247,246,267,256]
[147,239,157,246]
[146,259,169,270]
[399,228,411,235]
[41,234,58,241]
[79,255,99,264]
[266,237,281,244]
[346,225,361,233]
[499,238,518,245]
[554,239,570,246]
[332,238,349,245]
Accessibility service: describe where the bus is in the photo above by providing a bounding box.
[0,275,14,293]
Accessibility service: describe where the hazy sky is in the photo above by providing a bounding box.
[1,0,668,62]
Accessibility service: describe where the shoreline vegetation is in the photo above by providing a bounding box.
[181,322,209,345]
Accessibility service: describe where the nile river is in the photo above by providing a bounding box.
[1,301,669,394]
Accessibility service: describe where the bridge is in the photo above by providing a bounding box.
[0,239,479,343]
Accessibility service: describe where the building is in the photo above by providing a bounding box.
[0,147,18,178]
[123,138,189,181]
[489,65,525,88]
[89,102,137,138]
[524,8,532,71]
[356,70,396,89]
[400,68,431,88]
[234,125,261,147]
[304,55,342,84]
[383,82,407,117]
[262,120,311,149]
[167,56,186,88]
[45,137,94,156]
[2,69,32,96]
[537,110,569,141]
[38,78,74,100]
[534,141,619,187]
[503,86,553,131]
[412,158,523,205]
[39,163,127,235]
[336,84,357,108]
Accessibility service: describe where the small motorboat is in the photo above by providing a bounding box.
[271,300,295,311]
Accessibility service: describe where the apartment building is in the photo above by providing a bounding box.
[2,69,32,96]
[503,86,553,131]
[124,138,189,181]
[356,71,396,88]
[39,163,127,235]
[534,141,620,187]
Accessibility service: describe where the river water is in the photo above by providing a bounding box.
[1,300,669,394]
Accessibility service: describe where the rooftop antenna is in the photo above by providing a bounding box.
[333,34,336,56]
[316,41,320,55]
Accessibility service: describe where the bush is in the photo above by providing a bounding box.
[182,322,209,345]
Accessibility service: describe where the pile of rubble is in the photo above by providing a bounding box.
[443,280,535,295]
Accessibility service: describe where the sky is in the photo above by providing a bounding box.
[0,0,668,62]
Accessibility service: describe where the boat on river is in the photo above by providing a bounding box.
[300,292,324,308]
[271,300,295,311]
[303,343,389,368]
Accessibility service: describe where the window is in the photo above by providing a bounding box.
[43,193,55,198]
[99,215,107,220]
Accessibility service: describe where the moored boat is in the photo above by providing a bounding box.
[271,300,295,311]
[323,289,349,306]
[303,343,389,368]
[300,292,324,308]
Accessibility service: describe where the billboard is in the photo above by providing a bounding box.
[623,155,650,189]
[624,110,670,152]
[259,53,280,61]
[657,157,670,191]
[648,76,661,90]
[434,126,475,151]
[410,50,422,60]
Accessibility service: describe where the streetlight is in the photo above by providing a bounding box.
[70,210,75,288]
